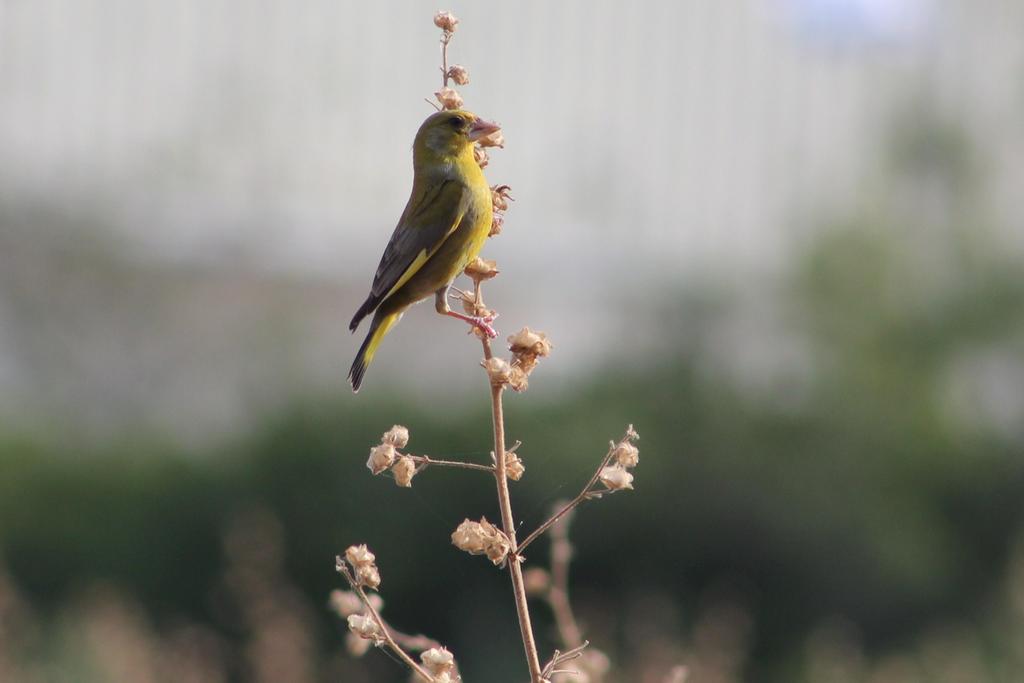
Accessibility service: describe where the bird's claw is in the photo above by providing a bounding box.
[444,309,499,339]
[472,313,499,339]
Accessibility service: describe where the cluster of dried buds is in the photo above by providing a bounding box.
[366,425,419,487]
[433,10,463,111]
[433,10,459,32]
[420,647,458,683]
[329,588,384,656]
[598,425,640,492]
[453,257,501,341]
[335,548,463,681]
[460,256,552,392]
[463,256,499,283]
[495,441,525,481]
[482,327,554,392]
[451,517,512,566]
[489,184,512,236]
[338,544,381,590]
[335,545,385,646]
[432,11,509,246]
[431,10,505,169]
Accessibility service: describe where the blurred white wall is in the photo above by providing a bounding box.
[0,0,1021,440]
[8,0,1020,271]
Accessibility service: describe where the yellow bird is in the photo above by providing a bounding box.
[348,109,502,392]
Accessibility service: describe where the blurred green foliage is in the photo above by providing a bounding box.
[2,111,1024,682]
[2,222,1023,679]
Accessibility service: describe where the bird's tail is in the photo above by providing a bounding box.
[349,293,379,332]
[348,310,400,392]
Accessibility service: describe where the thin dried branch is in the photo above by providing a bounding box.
[541,641,590,679]
[440,32,452,87]
[391,628,463,680]
[481,302,544,681]
[409,454,495,474]
[518,426,638,555]
[336,563,435,682]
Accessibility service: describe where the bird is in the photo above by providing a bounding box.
[348,109,502,392]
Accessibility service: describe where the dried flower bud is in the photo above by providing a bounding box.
[381,425,409,448]
[345,544,376,568]
[625,424,640,442]
[485,537,511,565]
[447,64,469,85]
[391,455,417,488]
[464,257,499,282]
[347,614,383,642]
[421,647,456,675]
[612,441,639,468]
[435,87,463,110]
[345,630,372,656]
[457,289,477,315]
[355,563,381,590]
[491,185,513,212]
[451,519,488,554]
[329,589,363,617]
[473,145,489,168]
[367,443,396,474]
[476,128,504,148]
[505,451,525,480]
[524,568,551,596]
[482,357,513,385]
[433,11,459,32]
[489,212,504,237]
[508,328,553,358]
[599,465,634,491]
[451,517,510,565]
[515,353,539,375]
[508,366,530,392]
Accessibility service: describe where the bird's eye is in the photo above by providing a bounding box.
[449,117,464,129]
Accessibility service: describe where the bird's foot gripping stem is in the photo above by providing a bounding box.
[444,310,499,339]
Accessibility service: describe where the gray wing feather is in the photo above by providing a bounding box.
[369,179,470,299]
[349,179,471,332]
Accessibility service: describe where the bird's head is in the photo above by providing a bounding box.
[413,110,501,163]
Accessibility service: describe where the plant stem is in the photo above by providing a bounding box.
[486,345,543,682]
[441,33,451,86]
[342,569,435,682]
[388,626,464,680]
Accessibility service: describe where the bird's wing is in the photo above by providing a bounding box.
[369,178,471,301]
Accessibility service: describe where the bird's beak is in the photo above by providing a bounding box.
[468,117,501,142]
